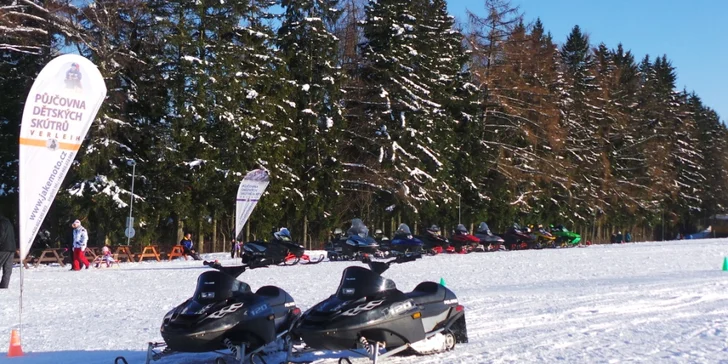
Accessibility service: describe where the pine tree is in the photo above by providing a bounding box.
[558,25,601,225]
[54,0,170,246]
[464,0,528,229]
[603,44,651,230]
[0,0,69,230]
[277,0,344,244]
[355,0,449,219]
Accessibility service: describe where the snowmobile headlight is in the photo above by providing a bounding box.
[201,292,215,299]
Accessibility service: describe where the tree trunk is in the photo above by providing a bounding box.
[231,214,236,240]
[303,215,309,249]
[245,220,250,242]
[212,215,218,252]
[197,218,204,253]
[177,218,184,245]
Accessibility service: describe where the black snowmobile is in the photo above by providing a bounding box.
[373,229,392,258]
[145,260,301,364]
[418,224,452,255]
[324,227,346,253]
[242,228,323,266]
[289,254,468,363]
[502,223,536,250]
[326,219,380,261]
[474,222,506,252]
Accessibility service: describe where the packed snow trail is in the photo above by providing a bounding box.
[1,239,728,363]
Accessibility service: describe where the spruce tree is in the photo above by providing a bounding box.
[277,0,344,244]
[356,0,448,220]
[558,25,601,225]
[0,0,68,233]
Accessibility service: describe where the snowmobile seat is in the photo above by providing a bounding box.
[255,285,288,307]
[245,242,267,253]
[406,281,447,306]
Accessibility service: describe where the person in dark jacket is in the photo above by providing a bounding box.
[0,215,17,289]
[230,239,242,259]
[179,233,201,260]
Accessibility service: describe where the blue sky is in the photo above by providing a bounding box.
[448,0,727,122]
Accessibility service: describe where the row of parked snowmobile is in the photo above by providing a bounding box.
[142,253,467,364]
[324,219,585,261]
[225,218,584,269]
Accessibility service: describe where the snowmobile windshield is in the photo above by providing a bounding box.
[335,266,397,300]
[275,228,292,241]
[192,271,251,304]
[396,224,412,235]
[179,299,214,316]
[350,218,365,229]
[477,222,490,233]
[347,224,369,239]
[456,224,468,233]
[427,224,441,234]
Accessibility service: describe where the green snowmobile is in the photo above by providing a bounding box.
[549,224,581,247]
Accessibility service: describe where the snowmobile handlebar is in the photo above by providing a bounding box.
[203,259,270,277]
[364,253,422,275]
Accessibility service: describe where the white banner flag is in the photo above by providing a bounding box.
[235,169,270,240]
[18,54,107,260]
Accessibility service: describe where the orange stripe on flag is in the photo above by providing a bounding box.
[19,138,81,151]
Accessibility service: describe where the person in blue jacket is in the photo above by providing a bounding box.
[179,233,201,260]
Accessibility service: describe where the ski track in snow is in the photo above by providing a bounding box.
[2,240,728,363]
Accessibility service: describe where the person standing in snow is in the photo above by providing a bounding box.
[230,239,242,259]
[72,219,90,270]
[0,215,17,288]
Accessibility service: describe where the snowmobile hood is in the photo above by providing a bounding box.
[475,233,504,243]
[391,235,423,247]
[346,234,379,248]
[452,233,480,243]
[335,266,396,300]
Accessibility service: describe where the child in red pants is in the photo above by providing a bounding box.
[72,219,90,270]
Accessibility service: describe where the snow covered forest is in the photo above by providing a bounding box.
[1,0,726,250]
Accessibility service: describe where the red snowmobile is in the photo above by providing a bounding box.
[450,224,481,253]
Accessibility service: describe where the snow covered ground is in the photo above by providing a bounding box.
[2,239,728,363]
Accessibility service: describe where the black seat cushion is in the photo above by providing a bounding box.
[405,281,447,305]
[255,285,287,307]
